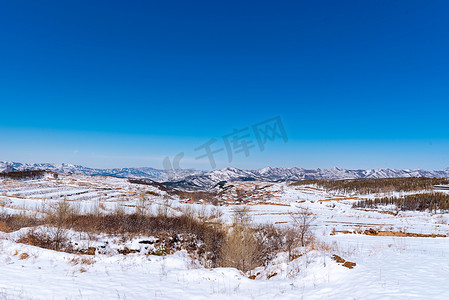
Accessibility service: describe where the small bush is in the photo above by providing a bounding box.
[18,227,72,252]
[219,207,305,272]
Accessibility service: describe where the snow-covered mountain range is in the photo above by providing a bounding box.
[0,161,201,182]
[164,166,449,190]
[2,161,448,190]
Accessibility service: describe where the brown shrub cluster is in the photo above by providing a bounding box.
[219,207,311,272]
[6,200,314,273]
[0,213,43,232]
[18,227,73,252]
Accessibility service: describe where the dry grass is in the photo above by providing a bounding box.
[70,256,95,266]
[19,253,29,260]
[0,213,43,232]
[17,228,73,252]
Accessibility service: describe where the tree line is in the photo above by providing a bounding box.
[353,192,449,212]
[0,170,47,180]
[292,177,449,194]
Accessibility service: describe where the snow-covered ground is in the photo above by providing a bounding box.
[1,174,449,299]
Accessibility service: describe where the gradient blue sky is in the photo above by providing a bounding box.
[1,1,448,170]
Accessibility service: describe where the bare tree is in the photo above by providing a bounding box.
[220,206,260,272]
[284,226,300,260]
[290,207,316,247]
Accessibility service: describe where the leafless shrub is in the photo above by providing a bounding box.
[0,212,42,232]
[157,195,170,217]
[290,207,316,247]
[18,227,72,252]
[283,226,301,260]
[219,207,282,272]
[136,193,148,215]
[219,208,301,272]
[219,222,258,272]
[232,206,252,225]
[45,199,80,228]
[91,200,104,217]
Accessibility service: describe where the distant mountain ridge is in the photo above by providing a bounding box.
[164,166,449,190]
[2,161,448,191]
[0,161,201,182]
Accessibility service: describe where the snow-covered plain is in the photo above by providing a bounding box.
[1,174,449,299]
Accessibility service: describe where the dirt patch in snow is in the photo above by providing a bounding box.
[364,229,447,238]
[318,197,359,202]
[332,228,448,238]
[332,254,356,269]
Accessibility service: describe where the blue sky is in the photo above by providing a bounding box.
[1,1,448,170]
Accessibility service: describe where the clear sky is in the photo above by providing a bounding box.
[1,1,448,171]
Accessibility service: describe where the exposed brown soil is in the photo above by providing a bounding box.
[343,261,356,269]
[332,228,448,238]
[355,208,398,216]
[332,254,345,263]
[318,197,359,202]
[364,229,447,238]
[332,254,356,269]
[19,253,30,260]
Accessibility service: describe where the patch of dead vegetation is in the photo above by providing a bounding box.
[69,256,95,266]
[0,213,43,232]
[332,254,356,269]
[19,253,29,260]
